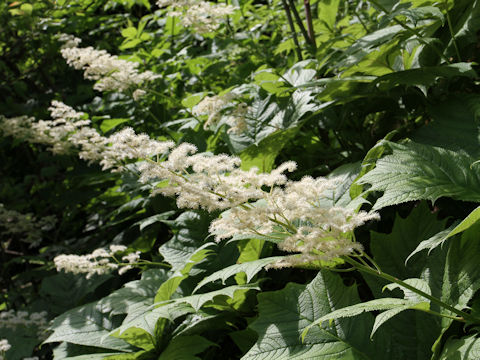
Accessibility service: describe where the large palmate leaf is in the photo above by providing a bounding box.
[159,210,214,272]
[438,335,480,360]
[413,94,480,157]
[242,271,377,360]
[370,202,447,280]
[303,278,431,339]
[366,203,447,359]
[357,140,480,210]
[101,269,169,317]
[446,0,480,59]
[193,256,284,292]
[157,335,215,360]
[374,63,476,92]
[227,89,324,153]
[440,222,480,323]
[44,301,136,351]
[116,284,259,336]
[407,205,480,260]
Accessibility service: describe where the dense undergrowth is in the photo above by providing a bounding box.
[2,0,480,359]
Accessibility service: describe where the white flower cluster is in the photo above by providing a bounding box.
[210,176,380,264]
[0,339,10,352]
[54,245,140,278]
[0,204,56,247]
[194,93,235,129]
[1,102,172,171]
[193,93,249,134]
[0,115,35,139]
[0,310,48,338]
[226,102,249,134]
[157,0,236,33]
[57,33,82,49]
[58,35,159,93]
[0,102,90,155]
[139,143,297,211]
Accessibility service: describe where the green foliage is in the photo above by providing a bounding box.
[243,271,374,360]
[357,141,480,210]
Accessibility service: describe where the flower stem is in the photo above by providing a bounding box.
[343,256,479,323]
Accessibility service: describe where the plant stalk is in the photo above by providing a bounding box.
[287,0,311,48]
[303,0,316,50]
[281,0,303,60]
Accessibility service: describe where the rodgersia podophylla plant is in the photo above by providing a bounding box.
[1,105,379,269]
[53,245,141,278]
[58,34,159,94]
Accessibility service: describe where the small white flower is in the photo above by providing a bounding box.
[133,89,147,101]
[109,245,127,253]
[0,339,11,352]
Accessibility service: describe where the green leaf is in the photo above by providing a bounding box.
[158,335,215,360]
[45,302,135,351]
[446,0,480,58]
[441,222,480,322]
[282,61,317,87]
[100,118,130,133]
[366,203,446,359]
[408,205,480,261]
[193,256,284,292]
[117,284,259,336]
[305,278,431,340]
[325,162,363,208]
[350,139,392,199]
[412,94,480,157]
[182,93,204,108]
[370,202,447,282]
[239,129,297,172]
[38,273,111,315]
[101,269,169,317]
[438,335,480,360]
[121,27,137,39]
[384,278,432,303]
[357,141,480,210]
[406,222,459,263]
[335,25,404,70]
[227,90,324,153]
[133,211,175,231]
[242,271,375,360]
[303,298,421,340]
[0,327,38,360]
[159,211,214,272]
[20,3,33,15]
[154,283,260,311]
[443,206,480,238]
[374,63,476,90]
[317,0,340,29]
[384,6,444,26]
